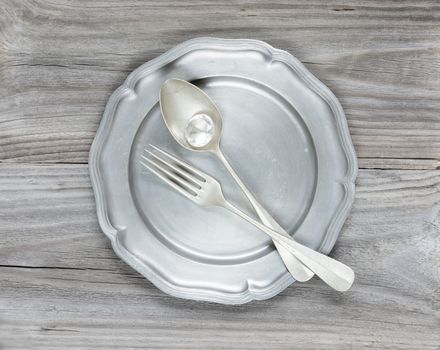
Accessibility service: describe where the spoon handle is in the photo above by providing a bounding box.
[223,201,355,292]
[215,149,314,282]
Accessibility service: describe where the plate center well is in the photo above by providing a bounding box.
[129,76,317,264]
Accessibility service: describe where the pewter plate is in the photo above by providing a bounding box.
[89,38,357,304]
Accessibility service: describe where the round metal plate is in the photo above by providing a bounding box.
[89,38,357,304]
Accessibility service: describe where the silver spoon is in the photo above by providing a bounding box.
[159,79,314,282]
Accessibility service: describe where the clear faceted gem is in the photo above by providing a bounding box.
[184,114,215,147]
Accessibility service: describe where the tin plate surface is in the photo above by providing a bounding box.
[89,38,357,304]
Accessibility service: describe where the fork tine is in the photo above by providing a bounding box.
[140,161,197,200]
[140,156,199,195]
[143,150,203,188]
[148,144,207,181]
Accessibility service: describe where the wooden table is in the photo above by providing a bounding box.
[1,1,439,349]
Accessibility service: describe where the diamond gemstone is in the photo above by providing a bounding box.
[184,114,215,147]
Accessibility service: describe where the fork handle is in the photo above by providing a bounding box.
[215,149,314,282]
[223,201,355,292]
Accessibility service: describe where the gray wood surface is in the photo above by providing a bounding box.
[0,1,439,349]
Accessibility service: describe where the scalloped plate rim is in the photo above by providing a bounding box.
[89,37,358,304]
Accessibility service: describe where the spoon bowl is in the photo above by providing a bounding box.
[160,79,223,152]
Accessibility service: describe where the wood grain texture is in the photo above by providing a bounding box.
[1,1,439,349]
[0,164,439,349]
[0,0,439,168]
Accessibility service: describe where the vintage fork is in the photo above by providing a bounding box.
[140,145,354,292]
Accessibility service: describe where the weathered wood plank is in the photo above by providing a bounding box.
[0,163,438,349]
[0,0,439,168]
[358,157,440,170]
